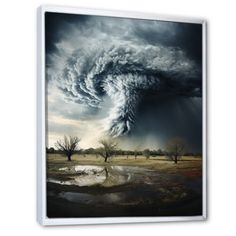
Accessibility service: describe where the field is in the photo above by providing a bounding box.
[47,154,202,218]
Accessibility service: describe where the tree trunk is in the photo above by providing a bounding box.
[104,167,108,178]
[67,155,72,161]
[104,155,108,162]
[174,155,177,164]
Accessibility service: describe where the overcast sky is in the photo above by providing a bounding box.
[45,12,202,152]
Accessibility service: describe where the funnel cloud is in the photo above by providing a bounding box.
[46,12,202,152]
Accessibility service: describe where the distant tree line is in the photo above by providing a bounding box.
[47,135,202,163]
[47,147,161,155]
[46,146,202,157]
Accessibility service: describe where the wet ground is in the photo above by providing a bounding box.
[47,164,202,218]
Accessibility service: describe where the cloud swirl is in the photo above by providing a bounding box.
[46,14,202,138]
[54,41,200,137]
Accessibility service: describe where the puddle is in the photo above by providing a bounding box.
[48,165,155,187]
[48,174,106,186]
[47,165,202,216]
[58,191,125,204]
[58,165,104,174]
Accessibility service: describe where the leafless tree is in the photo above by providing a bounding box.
[165,138,185,164]
[98,138,117,162]
[55,136,80,161]
[134,145,141,159]
[143,149,151,160]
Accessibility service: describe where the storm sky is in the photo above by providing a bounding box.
[45,12,202,152]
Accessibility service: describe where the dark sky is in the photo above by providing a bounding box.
[45,12,202,152]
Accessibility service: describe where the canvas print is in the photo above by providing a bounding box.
[45,12,203,218]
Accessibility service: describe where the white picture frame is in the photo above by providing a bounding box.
[37,5,207,226]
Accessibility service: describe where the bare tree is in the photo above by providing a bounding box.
[55,136,80,161]
[165,138,185,164]
[143,149,150,160]
[98,138,117,162]
[134,145,141,159]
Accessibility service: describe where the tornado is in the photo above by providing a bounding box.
[54,42,201,137]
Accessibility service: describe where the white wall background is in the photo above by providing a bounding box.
[0,0,235,234]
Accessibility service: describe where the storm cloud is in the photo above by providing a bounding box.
[46,12,202,151]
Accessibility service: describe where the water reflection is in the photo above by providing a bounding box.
[47,165,202,215]
[48,165,144,187]
[58,191,126,204]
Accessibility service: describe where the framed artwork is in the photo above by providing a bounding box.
[37,5,207,225]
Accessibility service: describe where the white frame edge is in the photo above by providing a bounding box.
[37,5,207,226]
